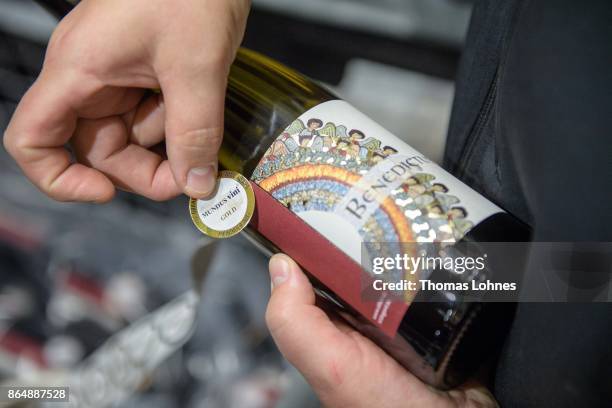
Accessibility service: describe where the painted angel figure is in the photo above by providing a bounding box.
[401,174,436,197]
[298,118,323,146]
[382,145,398,157]
[430,183,460,209]
[359,136,382,160]
[447,207,474,238]
[330,139,352,162]
[286,118,343,152]
[279,131,299,153]
[345,129,366,157]
[316,122,343,151]
[269,136,289,157]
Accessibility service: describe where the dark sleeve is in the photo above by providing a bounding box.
[500,0,612,241]
[493,1,612,407]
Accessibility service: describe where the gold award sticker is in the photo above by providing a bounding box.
[189,171,255,238]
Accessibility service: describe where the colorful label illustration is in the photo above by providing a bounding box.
[251,100,502,275]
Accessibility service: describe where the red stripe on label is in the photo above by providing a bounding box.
[249,181,408,337]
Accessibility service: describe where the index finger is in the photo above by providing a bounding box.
[4,71,113,202]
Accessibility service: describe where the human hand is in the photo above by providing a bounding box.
[266,254,498,408]
[3,0,250,202]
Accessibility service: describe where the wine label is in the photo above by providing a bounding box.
[251,100,502,265]
[189,171,255,238]
[249,100,503,335]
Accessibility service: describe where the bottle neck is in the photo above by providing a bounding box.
[222,48,337,175]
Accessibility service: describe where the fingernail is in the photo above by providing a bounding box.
[187,166,216,197]
[269,255,290,290]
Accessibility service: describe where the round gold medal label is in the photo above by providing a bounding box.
[189,171,255,238]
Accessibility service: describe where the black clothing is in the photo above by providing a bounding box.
[445,1,612,406]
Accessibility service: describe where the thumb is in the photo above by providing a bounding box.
[159,61,228,198]
[266,254,353,392]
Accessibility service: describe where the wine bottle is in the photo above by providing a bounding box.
[34,0,530,389]
[216,48,530,389]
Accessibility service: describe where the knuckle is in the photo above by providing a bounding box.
[2,130,14,155]
[41,164,73,202]
[47,22,102,74]
[319,356,347,391]
[44,173,70,201]
[206,47,233,71]
[186,36,234,74]
[47,24,74,60]
[265,300,294,335]
[3,130,29,161]
[46,183,70,202]
[176,127,223,151]
[168,43,230,78]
